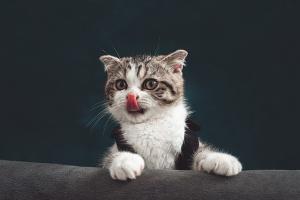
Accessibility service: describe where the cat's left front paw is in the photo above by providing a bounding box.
[194,152,242,176]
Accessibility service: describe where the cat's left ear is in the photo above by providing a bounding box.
[161,49,188,73]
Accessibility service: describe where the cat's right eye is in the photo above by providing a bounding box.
[115,79,128,90]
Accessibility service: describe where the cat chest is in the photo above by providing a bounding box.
[122,125,185,169]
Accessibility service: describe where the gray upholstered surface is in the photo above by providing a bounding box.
[0,160,299,200]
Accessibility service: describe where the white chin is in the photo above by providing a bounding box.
[110,107,152,124]
[124,110,151,124]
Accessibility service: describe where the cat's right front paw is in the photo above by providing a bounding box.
[109,152,145,181]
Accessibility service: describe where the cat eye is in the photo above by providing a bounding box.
[143,79,158,90]
[115,79,127,90]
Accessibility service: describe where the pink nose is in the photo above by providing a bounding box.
[126,93,140,111]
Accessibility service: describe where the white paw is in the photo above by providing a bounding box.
[195,152,242,176]
[109,152,145,181]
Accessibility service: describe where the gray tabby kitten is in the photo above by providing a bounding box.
[99,50,242,180]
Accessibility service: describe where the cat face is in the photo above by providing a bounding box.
[99,50,188,123]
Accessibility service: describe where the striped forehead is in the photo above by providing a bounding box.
[126,62,140,87]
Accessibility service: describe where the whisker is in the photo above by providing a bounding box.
[102,114,114,136]
[87,100,108,128]
[91,99,107,107]
[87,106,109,128]
[112,45,121,59]
[154,36,161,56]
[89,101,109,111]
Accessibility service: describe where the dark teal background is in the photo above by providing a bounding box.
[1,0,299,169]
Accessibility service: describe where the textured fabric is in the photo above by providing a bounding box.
[0,160,299,200]
[112,118,201,170]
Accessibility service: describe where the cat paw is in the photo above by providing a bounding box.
[194,152,242,176]
[109,152,145,181]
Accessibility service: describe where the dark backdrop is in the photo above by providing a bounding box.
[1,0,299,169]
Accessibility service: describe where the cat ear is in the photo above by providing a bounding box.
[99,55,121,71]
[161,49,188,73]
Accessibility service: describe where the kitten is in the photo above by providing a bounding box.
[99,50,242,180]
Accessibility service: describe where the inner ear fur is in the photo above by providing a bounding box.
[161,49,188,73]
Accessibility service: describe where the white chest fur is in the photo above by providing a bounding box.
[121,102,188,169]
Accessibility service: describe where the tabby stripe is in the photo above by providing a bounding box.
[160,81,176,95]
[143,66,149,79]
[137,65,142,77]
[151,95,174,104]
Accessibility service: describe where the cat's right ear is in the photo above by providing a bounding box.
[99,55,121,71]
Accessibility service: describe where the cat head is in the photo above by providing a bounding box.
[99,50,188,123]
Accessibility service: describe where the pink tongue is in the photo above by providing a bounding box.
[127,94,140,112]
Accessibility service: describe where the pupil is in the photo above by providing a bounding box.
[149,81,155,88]
[116,80,126,90]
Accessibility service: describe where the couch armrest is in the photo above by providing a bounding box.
[0,160,299,200]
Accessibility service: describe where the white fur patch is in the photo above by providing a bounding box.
[109,151,145,181]
[126,63,140,87]
[121,102,188,169]
[193,151,242,176]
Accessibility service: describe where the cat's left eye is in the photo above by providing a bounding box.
[143,79,158,90]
